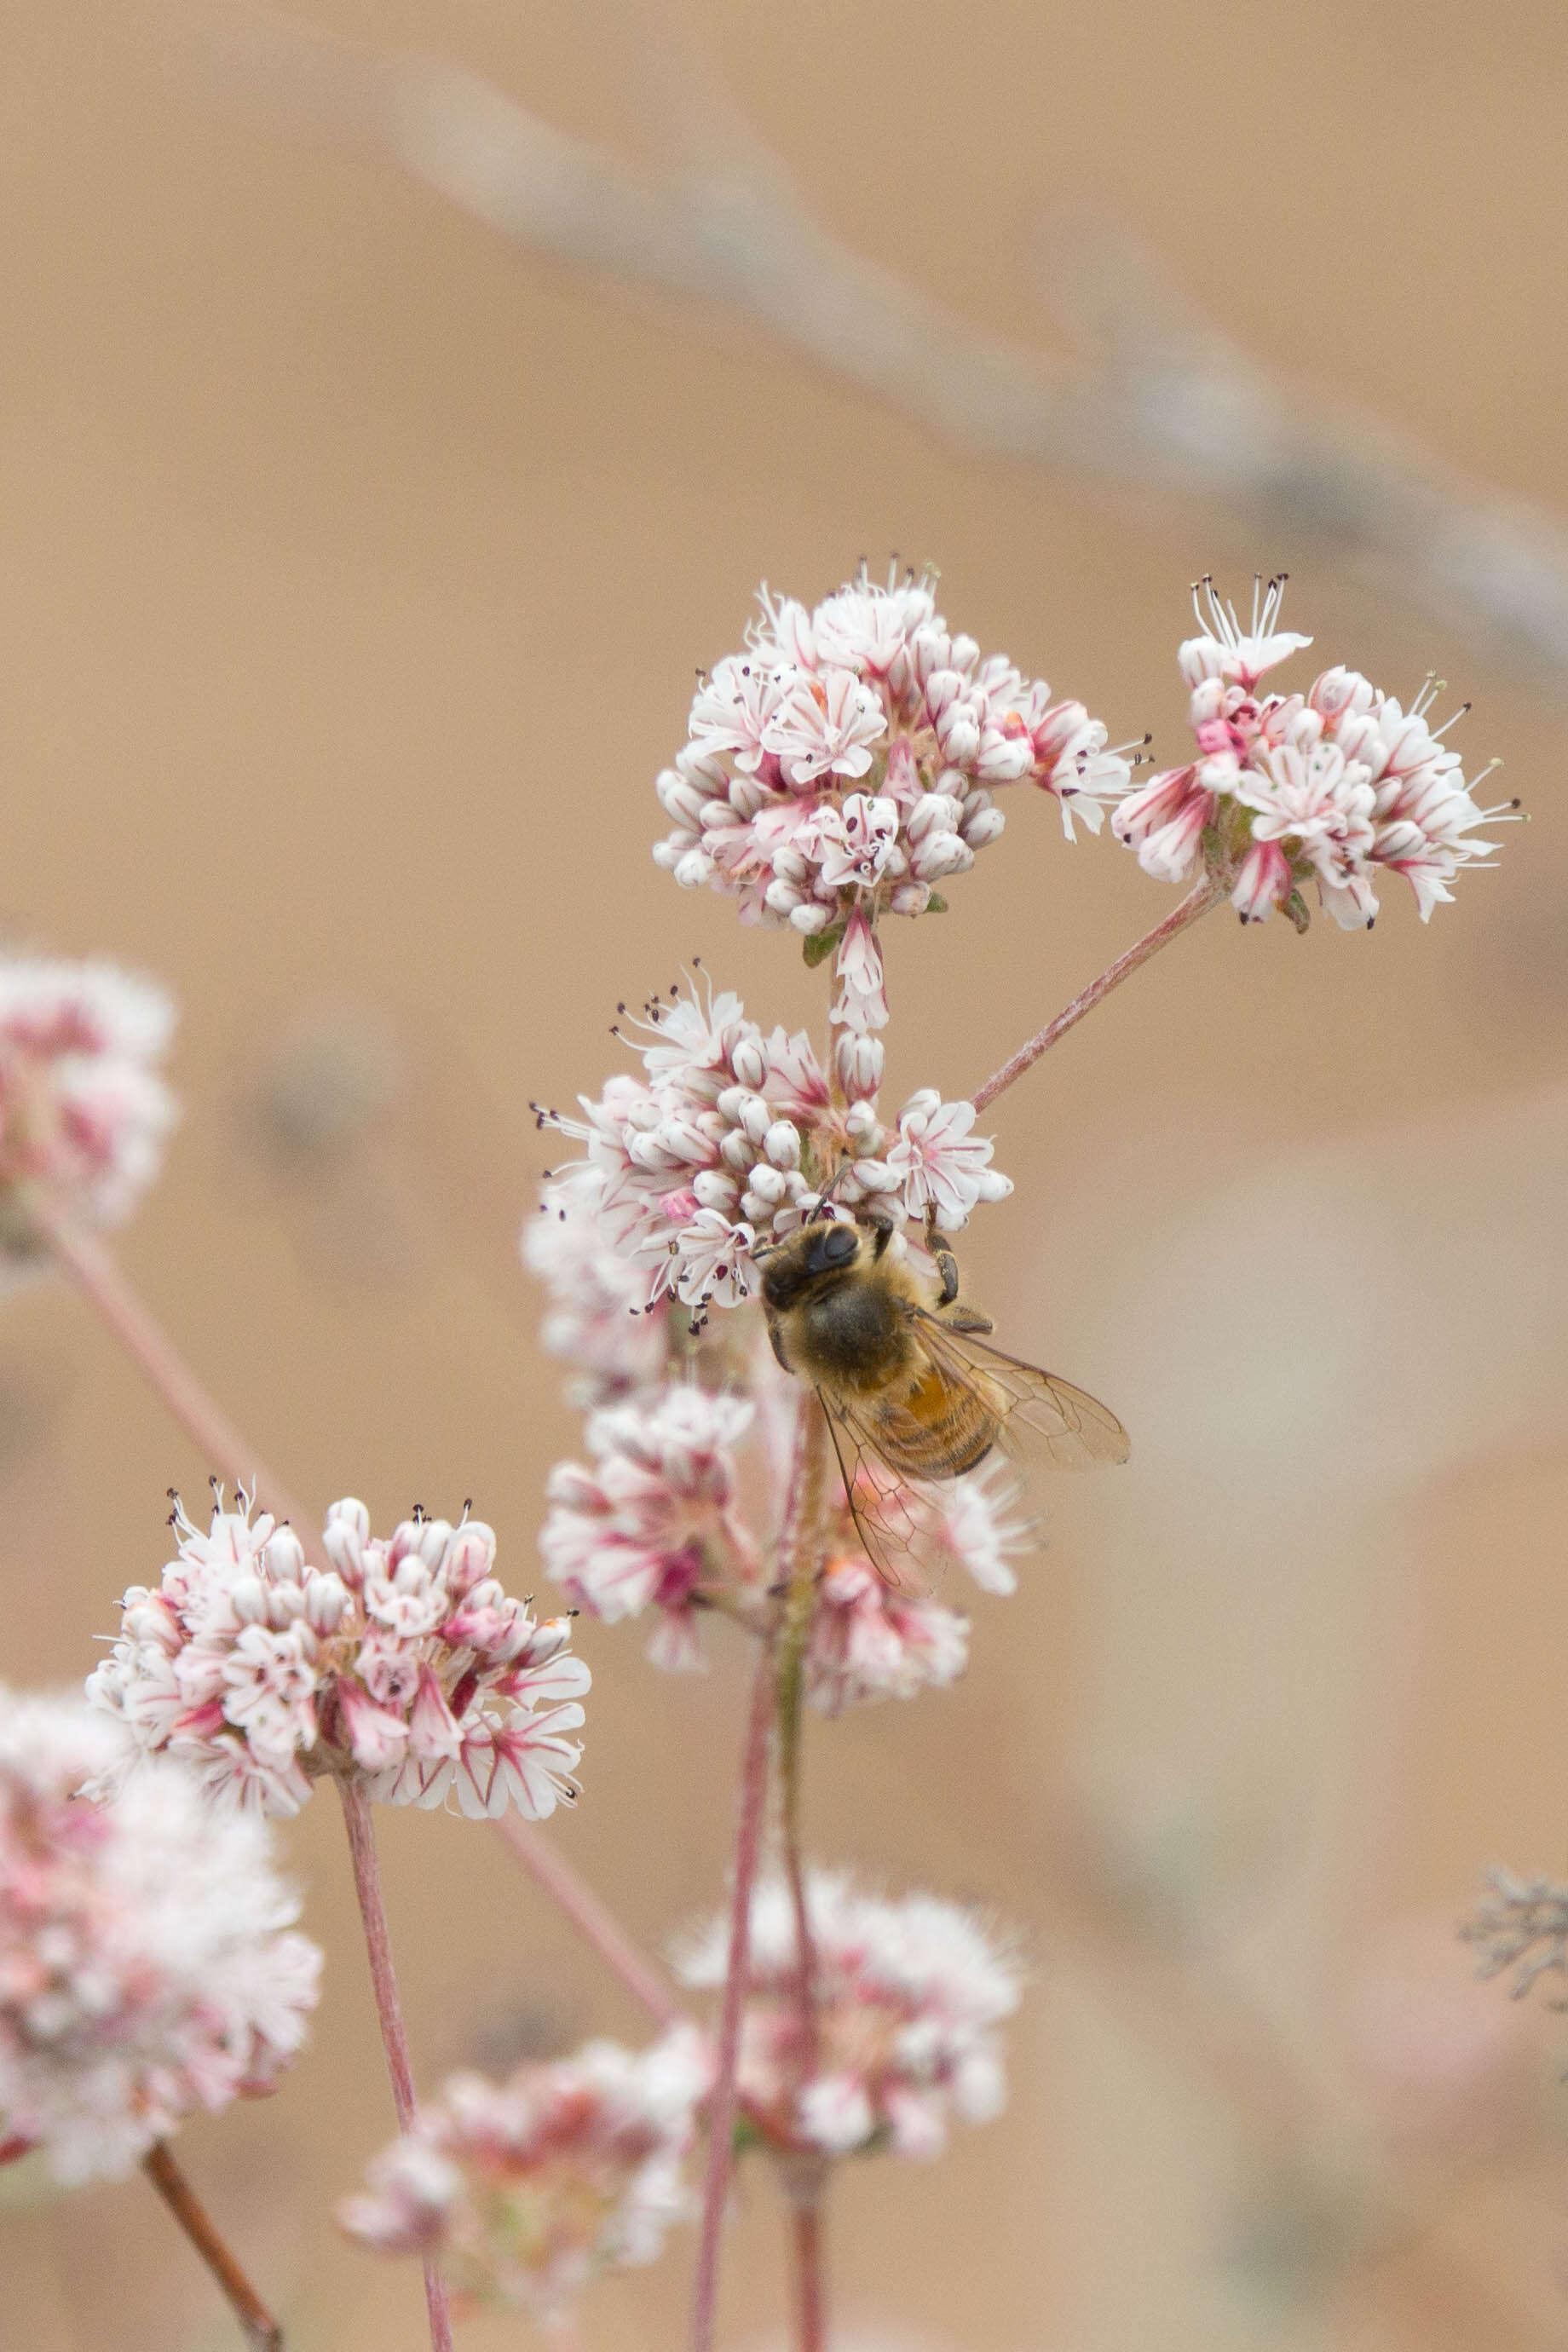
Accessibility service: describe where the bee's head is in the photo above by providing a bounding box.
[758,1217,862,1311]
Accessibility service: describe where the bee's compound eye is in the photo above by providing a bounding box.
[821,1224,857,1267]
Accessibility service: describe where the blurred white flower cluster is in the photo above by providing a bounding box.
[0,1692,320,2182]
[677,1871,1020,2160]
[89,1492,588,1821]
[0,958,176,1249]
[339,2026,709,2320]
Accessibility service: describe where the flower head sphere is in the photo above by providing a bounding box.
[1114,576,1519,929]
[0,1691,320,2183]
[339,2025,708,2320]
[0,959,176,1260]
[88,1490,589,1821]
[676,1871,1020,2161]
[533,967,1010,1325]
[654,564,1137,1029]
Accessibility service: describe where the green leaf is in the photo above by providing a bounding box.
[925,891,948,914]
[1283,888,1312,935]
[802,925,845,969]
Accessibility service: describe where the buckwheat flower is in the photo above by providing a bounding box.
[339,2026,708,2320]
[804,1556,970,1715]
[676,1872,1020,2161]
[537,972,1016,1323]
[884,1093,1012,1231]
[0,1692,320,2183]
[89,1492,588,1821]
[541,1386,761,1669]
[1114,576,1516,927]
[0,959,176,1254]
[652,568,1134,1029]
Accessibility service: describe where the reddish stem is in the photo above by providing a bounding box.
[492,1812,683,2028]
[141,2139,282,2351]
[789,2190,827,2352]
[337,1781,454,2352]
[970,875,1222,1114]
[24,1187,313,1532]
[690,1640,776,2352]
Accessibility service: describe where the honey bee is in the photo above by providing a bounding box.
[759,1211,1128,1577]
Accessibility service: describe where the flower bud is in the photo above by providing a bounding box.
[887,881,931,915]
[692,1168,739,1211]
[304,1571,349,1633]
[264,1529,305,1584]
[672,849,714,891]
[789,903,833,935]
[763,1121,800,1170]
[764,877,804,915]
[655,769,706,827]
[231,1576,269,1626]
[835,1034,884,1096]
[729,1035,770,1092]
[960,805,1005,849]
[905,793,962,843]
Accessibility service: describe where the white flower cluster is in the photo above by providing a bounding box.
[539,972,1010,1320]
[89,1493,588,1822]
[339,2026,709,2320]
[0,958,176,1246]
[0,1692,320,2182]
[677,1871,1020,2161]
[654,566,1130,939]
[1115,579,1515,926]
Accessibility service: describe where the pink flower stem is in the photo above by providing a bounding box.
[770,1402,833,2350]
[789,2191,827,2352]
[690,1637,777,2352]
[492,1812,683,2029]
[21,1186,314,1533]
[141,2139,282,2352]
[337,1780,453,2352]
[970,875,1223,1114]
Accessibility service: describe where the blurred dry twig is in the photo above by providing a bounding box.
[222,10,1568,687]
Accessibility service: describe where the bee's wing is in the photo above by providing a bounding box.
[907,1311,1130,1470]
[813,1388,926,1587]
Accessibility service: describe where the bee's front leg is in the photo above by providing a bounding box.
[925,1216,962,1306]
[925,1215,994,1331]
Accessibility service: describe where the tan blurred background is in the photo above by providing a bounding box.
[1,0,1566,2345]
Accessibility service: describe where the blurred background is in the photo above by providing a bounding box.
[1,0,1565,2345]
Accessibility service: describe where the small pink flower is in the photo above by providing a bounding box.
[89,1494,587,1821]
[884,1093,1012,1231]
[765,668,887,787]
[0,1692,320,2182]
[339,2026,708,2320]
[832,908,890,1035]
